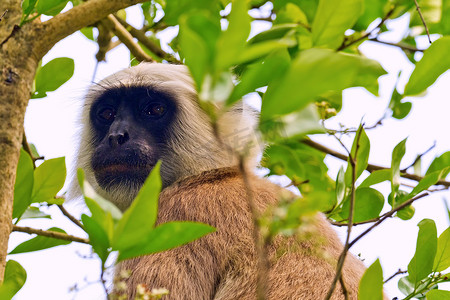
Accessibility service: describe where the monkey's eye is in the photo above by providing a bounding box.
[97,107,116,122]
[142,103,166,118]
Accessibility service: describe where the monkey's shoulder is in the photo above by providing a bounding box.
[161,167,287,202]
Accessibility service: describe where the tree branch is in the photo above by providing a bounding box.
[37,0,146,58]
[348,193,429,248]
[302,139,450,187]
[114,16,179,63]
[102,15,153,62]
[12,225,89,244]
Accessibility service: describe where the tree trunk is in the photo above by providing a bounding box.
[0,0,39,283]
[0,0,145,283]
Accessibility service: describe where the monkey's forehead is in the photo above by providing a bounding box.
[85,63,197,103]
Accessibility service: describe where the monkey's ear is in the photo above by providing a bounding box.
[218,102,262,168]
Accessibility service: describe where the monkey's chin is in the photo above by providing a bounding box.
[93,164,153,192]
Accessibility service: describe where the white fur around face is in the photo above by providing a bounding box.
[68,63,260,210]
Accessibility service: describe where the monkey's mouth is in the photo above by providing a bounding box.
[93,162,154,190]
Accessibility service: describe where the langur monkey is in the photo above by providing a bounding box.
[73,63,380,299]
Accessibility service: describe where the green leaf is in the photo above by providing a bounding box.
[22,0,38,15]
[397,205,415,220]
[442,0,450,34]
[117,221,215,261]
[9,227,71,254]
[391,138,407,195]
[275,3,309,25]
[31,157,66,203]
[227,50,291,105]
[427,290,450,300]
[248,24,298,45]
[345,126,370,186]
[13,149,34,219]
[164,0,221,26]
[215,0,251,70]
[33,57,75,98]
[81,214,110,263]
[433,226,450,272]
[0,260,26,300]
[404,37,450,96]
[408,219,438,286]
[389,87,411,119]
[359,169,391,188]
[354,0,387,30]
[261,48,386,120]
[112,162,162,250]
[426,152,450,176]
[80,27,94,41]
[36,0,69,16]
[312,0,364,49]
[340,187,384,222]
[407,169,448,199]
[84,197,114,241]
[358,259,383,300]
[179,13,220,89]
[398,275,415,296]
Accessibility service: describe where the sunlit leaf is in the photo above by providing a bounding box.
[0,260,26,300]
[404,37,450,96]
[9,227,71,254]
[408,219,437,286]
[12,149,34,219]
[117,221,215,261]
[358,259,383,300]
[345,126,370,186]
[261,48,385,120]
[33,57,74,98]
[20,207,51,219]
[391,138,407,195]
[340,187,384,222]
[81,214,110,263]
[215,0,251,70]
[427,290,450,300]
[112,163,162,250]
[433,226,450,272]
[312,0,364,49]
[359,169,391,188]
[426,152,450,176]
[31,157,66,203]
[36,0,68,16]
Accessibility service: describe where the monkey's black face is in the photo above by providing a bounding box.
[89,86,176,190]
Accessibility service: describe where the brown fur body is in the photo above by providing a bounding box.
[119,167,366,300]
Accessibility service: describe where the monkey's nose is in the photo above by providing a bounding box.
[108,132,129,148]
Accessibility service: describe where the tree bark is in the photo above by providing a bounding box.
[0,0,144,283]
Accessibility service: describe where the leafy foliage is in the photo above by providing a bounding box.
[7,0,450,298]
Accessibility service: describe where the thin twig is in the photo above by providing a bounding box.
[348,193,429,248]
[12,225,90,244]
[339,276,349,300]
[57,204,84,230]
[384,269,407,283]
[325,129,362,299]
[338,7,395,51]
[22,131,37,168]
[414,0,432,44]
[102,15,154,62]
[0,9,8,22]
[401,142,436,173]
[368,38,424,52]
[302,139,450,188]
